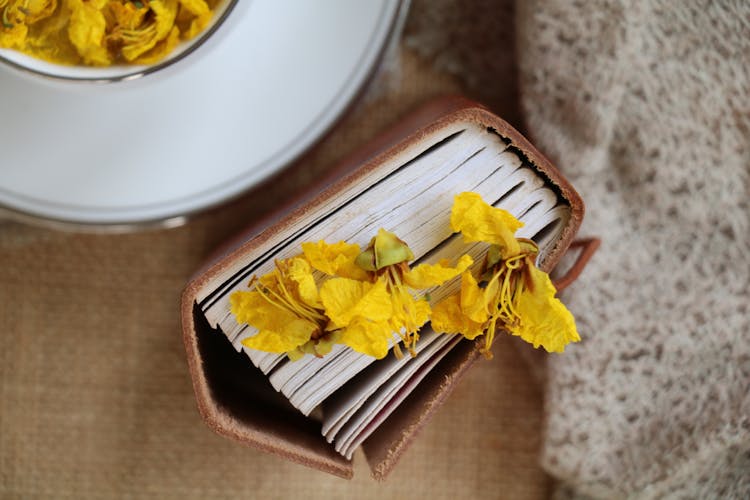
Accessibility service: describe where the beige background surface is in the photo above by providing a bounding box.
[0,8,552,498]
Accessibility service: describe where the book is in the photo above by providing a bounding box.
[181,97,584,479]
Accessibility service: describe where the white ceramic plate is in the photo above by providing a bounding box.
[0,0,403,228]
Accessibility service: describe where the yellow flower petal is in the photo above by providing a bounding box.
[24,0,58,24]
[310,330,342,357]
[118,0,177,61]
[319,278,391,328]
[151,0,179,39]
[414,297,431,326]
[241,317,317,354]
[290,330,343,359]
[0,23,28,50]
[509,266,580,352]
[340,318,392,359]
[178,0,211,39]
[284,257,320,308]
[390,293,430,330]
[451,192,523,257]
[108,1,149,30]
[232,290,318,353]
[231,256,330,358]
[132,25,180,65]
[67,0,111,65]
[184,11,209,38]
[459,271,489,324]
[430,294,461,332]
[301,240,369,280]
[403,254,474,289]
[229,289,264,327]
[230,290,294,332]
[431,294,486,340]
[179,0,210,17]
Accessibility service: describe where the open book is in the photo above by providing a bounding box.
[181,98,584,479]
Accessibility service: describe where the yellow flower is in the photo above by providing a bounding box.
[451,191,523,258]
[107,1,149,31]
[0,19,27,50]
[131,25,179,65]
[231,257,333,359]
[176,0,211,39]
[511,265,580,352]
[351,229,472,357]
[432,193,580,357]
[430,273,486,340]
[0,1,35,47]
[404,255,474,289]
[23,0,58,23]
[104,0,178,62]
[301,240,369,281]
[306,230,473,356]
[67,0,111,65]
[230,249,415,361]
[0,0,57,48]
[319,278,393,359]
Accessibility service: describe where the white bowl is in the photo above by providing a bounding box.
[0,0,241,84]
[0,0,406,230]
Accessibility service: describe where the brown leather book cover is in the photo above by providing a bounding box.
[181,97,584,479]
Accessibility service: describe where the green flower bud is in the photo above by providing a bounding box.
[355,228,415,271]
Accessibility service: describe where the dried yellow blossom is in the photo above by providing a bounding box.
[177,0,210,39]
[512,264,580,352]
[25,0,58,23]
[320,279,390,328]
[231,229,471,361]
[131,25,179,65]
[231,257,331,359]
[319,278,393,359]
[432,192,580,357]
[230,254,395,361]
[451,191,523,258]
[404,255,474,289]
[287,330,342,362]
[0,0,217,67]
[67,0,110,65]
[353,229,472,357]
[301,240,369,281]
[305,230,471,358]
[108,1,148,30]
[430,274,486,340]
[0,22,27,50]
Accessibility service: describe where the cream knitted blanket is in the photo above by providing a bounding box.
[407,0,750,497]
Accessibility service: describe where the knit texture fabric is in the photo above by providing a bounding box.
[407,0,750,497]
